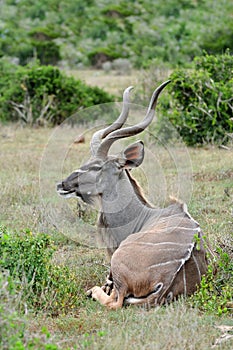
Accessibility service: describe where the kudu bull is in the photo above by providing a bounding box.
[57,81,208,309]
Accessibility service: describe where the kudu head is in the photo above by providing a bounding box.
[57,81,170,205]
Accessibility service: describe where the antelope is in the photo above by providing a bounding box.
[57,81,209,309]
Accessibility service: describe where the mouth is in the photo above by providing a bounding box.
[57,189,77,198]
[56,183,77,198]
[56,183,94,203]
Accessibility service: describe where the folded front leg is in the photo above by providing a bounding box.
[87,286,125,309]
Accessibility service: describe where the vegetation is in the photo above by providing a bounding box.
[0,0,232,68]
[191,246,233,316]
[0,227,84,316]
[0,269,59,350]
[0,0,232,145]
[0,0,233,346]
[0,51,232,146]
[163,52,233,145]
[0,123,232,349]
[0,61,113,125]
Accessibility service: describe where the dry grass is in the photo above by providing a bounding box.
[1,123,233,349]
[66,67,170,97]
[0,68,233,349]
[28,302,227,350]
[66,69,139,96]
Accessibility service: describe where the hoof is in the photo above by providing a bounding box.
[86,289,93,298]
[86,286,101,300]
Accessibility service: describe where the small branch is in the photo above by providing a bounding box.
[10,101,27,123]
[38,94,55,120]
[189,103,213,119]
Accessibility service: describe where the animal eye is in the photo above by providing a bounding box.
[90,165,102,171]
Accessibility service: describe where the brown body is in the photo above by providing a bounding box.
[90,201,208,309]
[57,81,209,309]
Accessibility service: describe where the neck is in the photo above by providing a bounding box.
[97,170,156,252]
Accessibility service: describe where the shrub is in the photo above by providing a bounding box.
[0,61,114,125]
[0,228,54,287]
[190,246,233,316]
[0,226,83,315]
[28,27,61,66]
[87,46,124,68]
[0,270,26,350]
[165,52,233,145]
[0,270,61,349]
[11,40,61,67]
[201,23,233,56]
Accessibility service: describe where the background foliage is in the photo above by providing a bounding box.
[0,60,113,125]
[0,0,232,68]
[0,226,83,316]
[0,0,232,144]
[161,52,233,145]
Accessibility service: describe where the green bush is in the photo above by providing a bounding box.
[190,247,233,316]
[0,270,61,349]
[0,226,83,315]
[28,27,61,66]
[15,40,61,66]
[88,46,124,68]
[201,23,233,56]
[0,229,54,287]
[166,52,233,145]
[0,61,114,125]
[1,0,232,68]
[0,271,26,350]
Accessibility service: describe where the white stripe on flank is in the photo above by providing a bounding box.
[123,241,193,248]
[149,259,183,269]
[183,264,187,296]
[157,213,187,220]
[182,202,200,225]
[192,254,201,281]
[151,226,200,231]
[157,242,195,303]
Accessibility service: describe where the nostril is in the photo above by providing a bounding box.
[57,182,62,190]
[62,181,69,190]
[60,181,71,191]
[57,182,66,190]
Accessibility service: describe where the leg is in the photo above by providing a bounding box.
[101,271,113,295]
[88,286,125,309]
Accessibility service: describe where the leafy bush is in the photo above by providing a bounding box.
[0,271,60,350]
[17,40,61,66]
[88,46,125,68]
[190,247,233,316]
[28,27,61,66]
[0,271,26,350]
[0,226,83,315]
[201,22,233,56]
[1,0,232,68]
[0,61,114,125]
[11,36,61,66]
[0,229,54,287]
[166,52,233,145]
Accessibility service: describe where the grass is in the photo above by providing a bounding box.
[67,69,139,96]
[27,302,224,349]
[66,66,170,98]
[0,72,233,348]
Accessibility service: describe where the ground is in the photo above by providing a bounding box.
[0,69,233,349]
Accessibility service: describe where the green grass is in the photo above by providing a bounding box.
[0,120,233,349]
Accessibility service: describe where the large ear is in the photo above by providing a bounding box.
[120,141,144,169]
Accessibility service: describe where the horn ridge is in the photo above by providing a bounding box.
[90,86,133,156]
[96,80,171,158]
